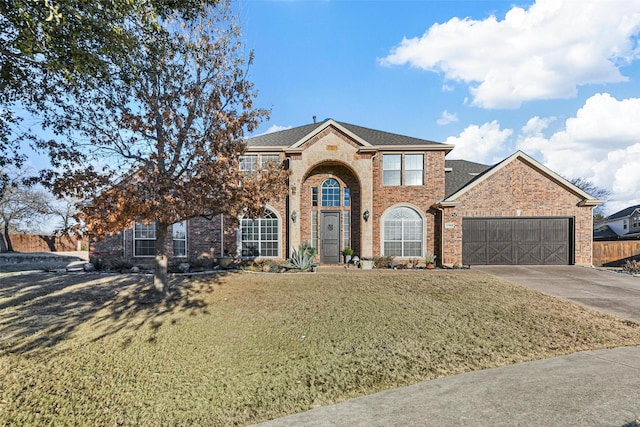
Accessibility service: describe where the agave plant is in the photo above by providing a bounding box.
[282,242,319,272]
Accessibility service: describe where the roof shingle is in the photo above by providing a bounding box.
[245,120,443,147]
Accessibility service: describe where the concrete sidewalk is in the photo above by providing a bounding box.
[255,346,640,426]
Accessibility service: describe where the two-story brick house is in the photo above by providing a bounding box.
[91,119,602,266]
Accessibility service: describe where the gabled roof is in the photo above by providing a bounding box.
[245,119,450,150]
[605,205,640,220]
[439,151,604,207]
[444,159,492,198]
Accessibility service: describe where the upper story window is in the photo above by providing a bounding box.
[261,154,280,169]
[321,178,340,207]
[240,154,280,173]
[312,187,318,207]
[383,153,424,186]
[240,155,258,173]
[383,154,402,185]
[343,187,350,207]
[405,154,424,185]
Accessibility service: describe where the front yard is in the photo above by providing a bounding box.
[1,270,639,426]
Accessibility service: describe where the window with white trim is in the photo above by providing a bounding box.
[239,155,258,173]
[172,221,187,257]
[241,209,279,257]
[261,154,280,168]
[383,154,401,185]
[383,207,423,257]
[405,154,424,185]
[134,222,155,257]
[343,211,350,250]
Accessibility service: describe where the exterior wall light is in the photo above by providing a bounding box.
[363,209,370,222]
[291,210,297,222]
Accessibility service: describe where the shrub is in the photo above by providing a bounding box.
[623,260,640,274]
[188,256,216,271]
[90,257,106,271]
[282,242,318,272]
[106,257,134,272]
[373,255,395,269]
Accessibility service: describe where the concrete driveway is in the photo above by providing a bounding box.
[474,265,640,323]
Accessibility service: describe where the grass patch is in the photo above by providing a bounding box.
[1,270,640,426]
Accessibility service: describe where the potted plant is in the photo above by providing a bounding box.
[425,253,436,269]
[342,247,354,264]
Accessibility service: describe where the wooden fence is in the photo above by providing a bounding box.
[592,240,640,267]
[5,234,87,253]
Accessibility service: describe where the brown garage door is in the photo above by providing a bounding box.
[462,217,573,265]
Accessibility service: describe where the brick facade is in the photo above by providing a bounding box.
[439,156,595,266]
[91,121,599,267]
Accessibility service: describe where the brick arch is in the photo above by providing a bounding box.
[300,161,362,260]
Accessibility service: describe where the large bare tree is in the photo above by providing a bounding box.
[0,168,50,252]
[40,2,287,293]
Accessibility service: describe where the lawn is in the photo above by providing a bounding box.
[1,270,639,426]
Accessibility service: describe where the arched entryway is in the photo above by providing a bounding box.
[300,162,361,264]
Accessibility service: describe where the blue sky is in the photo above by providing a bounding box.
[237,0,640,214]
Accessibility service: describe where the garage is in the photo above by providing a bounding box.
[462,217,574,265]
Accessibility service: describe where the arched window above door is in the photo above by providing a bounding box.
[321,178,340,207]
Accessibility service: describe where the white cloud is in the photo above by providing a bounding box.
[436,110,459,125]
[446,120,513,164]
[260,124,292,135]
[380,0,640,108]
[521,116,555,137]
[518,93,640,214]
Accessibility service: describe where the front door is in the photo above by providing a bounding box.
[321,211,341,264]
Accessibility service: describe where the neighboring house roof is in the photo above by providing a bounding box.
[438,151,604,207]
[593,225,619,240]
[444,159,492,198]
[605,204,640,220]
[245,119,447,149]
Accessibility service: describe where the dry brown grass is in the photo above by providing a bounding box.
[1,270,639,426]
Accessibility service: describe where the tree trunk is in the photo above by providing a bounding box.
[0,230,7,253]
[3,223,14,252]
[39,235,57,251]
[154,221,169,294]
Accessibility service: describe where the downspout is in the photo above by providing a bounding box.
[435,206,444,267]
[220,213,224,257]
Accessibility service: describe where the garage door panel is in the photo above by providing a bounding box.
[516,243,542,264]
[463,217,571,265]
[463,242,487,264]
[487,220,512,242]
[542,243,569,264]
[487,243,513,264]
[515,219,541,242]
